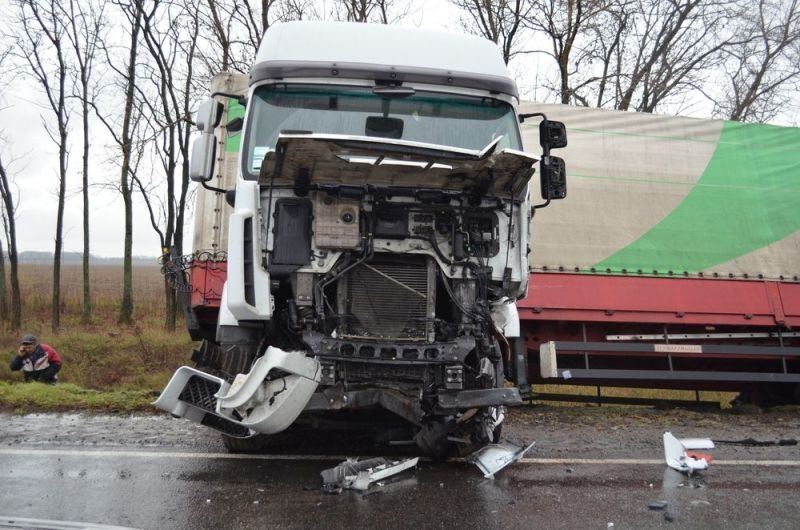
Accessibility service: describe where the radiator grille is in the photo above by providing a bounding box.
[340,254,433,341]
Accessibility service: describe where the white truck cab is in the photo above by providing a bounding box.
[157,21,567,457]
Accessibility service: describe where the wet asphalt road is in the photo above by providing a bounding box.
[1,411,799,529]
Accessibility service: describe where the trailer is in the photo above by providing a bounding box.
[181,92,799,405]
[516,103,800,404]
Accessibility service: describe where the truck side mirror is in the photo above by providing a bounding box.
[540,156,567,200]
[190,98,224,183]
[189,133,216,182]
[539,120,567,150]
[195,99,223,133]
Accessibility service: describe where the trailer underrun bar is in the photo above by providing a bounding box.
[539,341,800,384]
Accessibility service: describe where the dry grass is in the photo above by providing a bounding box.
[14,263,166,324]
[1,263,195,393]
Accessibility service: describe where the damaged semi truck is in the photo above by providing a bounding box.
[155,22,567,456]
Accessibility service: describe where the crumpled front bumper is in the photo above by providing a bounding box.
[153,346,320,438]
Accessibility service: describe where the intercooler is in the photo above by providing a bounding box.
[337,254,436,341]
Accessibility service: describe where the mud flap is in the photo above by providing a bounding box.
[154,346,320,437]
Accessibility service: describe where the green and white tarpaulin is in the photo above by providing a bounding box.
[519,103,800,281]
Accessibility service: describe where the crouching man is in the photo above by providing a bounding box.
[10,334,62,383]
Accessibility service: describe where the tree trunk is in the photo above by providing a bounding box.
[0,158,21,330]
[119,160,134,325]
[118,1,143,325]
[52,115,67,332]
[165,276,177,331]
[0,239,8,320]
[9,239,21,330]
[81,75,92,323]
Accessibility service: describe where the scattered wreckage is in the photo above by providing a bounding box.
[319,438,534,493]
[321,457,420,493]
[468,439,535,479]
[663,432,715,474]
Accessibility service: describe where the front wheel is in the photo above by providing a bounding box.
[221,433,272,453]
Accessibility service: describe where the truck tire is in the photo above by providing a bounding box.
[191,339,223,372]
[222,433,272,453]
[220,343,258,379]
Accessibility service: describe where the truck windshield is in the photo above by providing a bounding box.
[243,84,522,178]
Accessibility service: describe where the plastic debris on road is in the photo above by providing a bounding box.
[320,457,419,493]
[663,432,714,474]
[468,439,535,479]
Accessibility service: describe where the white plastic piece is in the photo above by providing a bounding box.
[153,366,230,419]
[215,346,321,435]
[321,457,419,492]
[663,431,715,474]
[226,179,272,320]
[216,283,238,328]
[468,440,535,479]
[539,341,558,378]
[155,348,320,437]
[490,298,520,337]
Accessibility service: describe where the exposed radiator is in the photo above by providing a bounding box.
[338,254,435,341]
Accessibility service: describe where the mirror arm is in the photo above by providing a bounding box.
[211,91,247,106]
[201,181,226,194]
[531,199,550,211]
[518,111,546,124]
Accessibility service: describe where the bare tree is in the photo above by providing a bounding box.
[116,0,144,325]
[199,0,319,76]
[583,1,631,107]
[227,0,280,51]
[0,49,9,324]
[12,0,71,331]
[713,0,800,122]
[0,238,7,321]
[137,0,203,330]
[0,156,21,330]
[90,0,144,325]
[205,0,237,71]
[524,0,611,104]
[332,0,410,23]
[611,0,739,113]
[62,0,106,324]
[450,0,532,64]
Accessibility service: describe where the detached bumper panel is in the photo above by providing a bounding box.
[154,347,321,437]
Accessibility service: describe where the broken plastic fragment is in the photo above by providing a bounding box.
[663,432,714,474]
[320,457,419,493]
[468,439,535,479]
